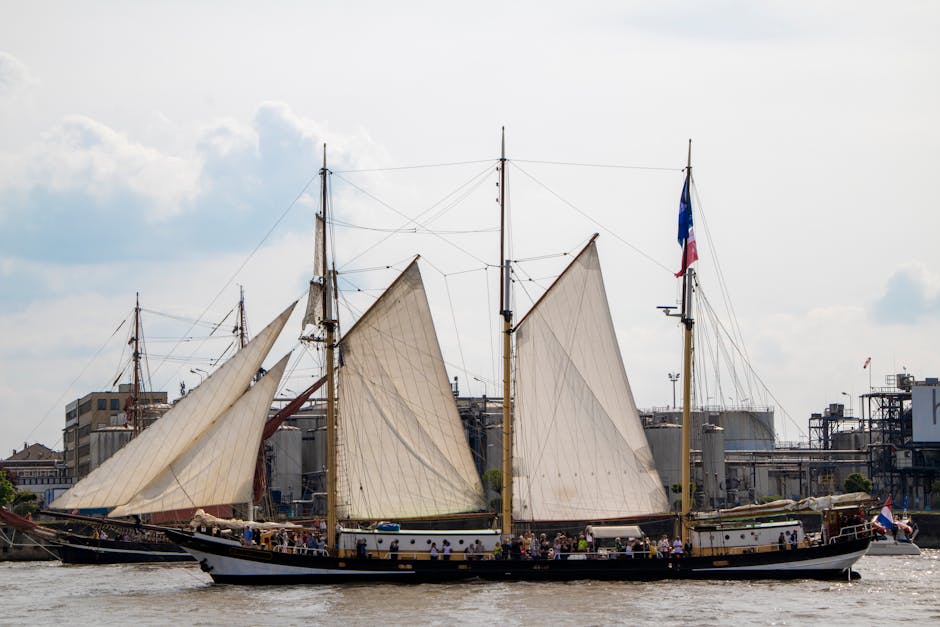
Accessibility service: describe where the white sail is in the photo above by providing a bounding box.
[336,259,486,519]
[302,213,328,329]
[512,241,668,520]
[109,354,290,517]
[51,302,297,511]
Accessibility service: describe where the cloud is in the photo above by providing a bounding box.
[0,103,383,299]
[0,51,35,100]
[871,264,940,324]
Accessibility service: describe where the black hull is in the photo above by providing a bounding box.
[166,530,870,584]
[53,532,193,564]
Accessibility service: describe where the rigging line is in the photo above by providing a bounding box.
[440,264,492,278]
[695,285,805,437]
[691,179,758,396]
[336,258,416,275]
[334,158,494,173]
[444,274,470,393]
[697,283,763,404]
[512,158,682,172]
[513,251,571,263]
[139,308,227,329]
[332,163,495,270]
[485,265,497,389]
[21,315,129,445]
[331,218,498,235]
[153,169,320,389]
[509,162,676,275]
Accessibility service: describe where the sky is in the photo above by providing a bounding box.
[1,1,939,456]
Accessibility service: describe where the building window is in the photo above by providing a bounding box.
[110,398,120,410]
[97,399,106,410]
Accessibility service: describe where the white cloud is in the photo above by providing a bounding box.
[872,263,940,324]
[0,50,35,99]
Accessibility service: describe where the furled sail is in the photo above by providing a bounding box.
[109,354,290,517]
[302,213,329,329]
[50,302,297,512]
[336,259,486,519]
[512,240,668,520]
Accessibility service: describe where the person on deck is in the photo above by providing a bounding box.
[429,542,439,560]
[389,539,399,560]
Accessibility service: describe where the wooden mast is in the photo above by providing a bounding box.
[679,140,694,544]
[131,292,142,435]
[321,144,339,554]
[499,127,513,539]
[237,285,248,349]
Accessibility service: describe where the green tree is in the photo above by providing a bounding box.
[482,469,502,513]
[0,470,15,507]
[11,491,38,516]
[482,469,502,494]
[844,472,873,494]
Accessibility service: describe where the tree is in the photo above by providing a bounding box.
[844,472,873,494]
[0,470,40,516]
[11,491,38,516]
[482,469,502,513]
[0,470,14,507]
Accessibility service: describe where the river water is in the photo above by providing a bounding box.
[2,552,937,626]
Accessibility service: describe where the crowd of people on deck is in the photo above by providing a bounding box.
[234,516,330,555]
[490,530,691,560]
[228,520,702,561]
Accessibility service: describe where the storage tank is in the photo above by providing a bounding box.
[268,425,303,506]
[644,423,682,499]
[701,424,726,510]
[88,426,133,470]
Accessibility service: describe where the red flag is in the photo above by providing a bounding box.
[863,357,871,369]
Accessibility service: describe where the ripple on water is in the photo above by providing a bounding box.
[1,551,939,626]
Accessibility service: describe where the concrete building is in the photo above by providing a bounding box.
[63,383,169,479]
[1,443,72,505]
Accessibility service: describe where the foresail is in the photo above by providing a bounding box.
[109,354,290,517]
[513,241,668,520]
[336,260,486,519]
[50,302,297,512]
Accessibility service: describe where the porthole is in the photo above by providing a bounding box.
[426,539,431,544]
[724,535,730,540]
[377,539,383,544]
[410,539,415,544]
[459,540,464,545]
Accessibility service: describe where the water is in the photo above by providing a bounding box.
[2,552,938,626]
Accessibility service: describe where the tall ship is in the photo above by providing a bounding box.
[33,296,298,564]
[165,134,871,583]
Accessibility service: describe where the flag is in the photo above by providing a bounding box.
[863,356,871,369]
[876,498,894,529]
[675,172,699,277]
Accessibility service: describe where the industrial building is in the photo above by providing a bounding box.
[62,383,169,479]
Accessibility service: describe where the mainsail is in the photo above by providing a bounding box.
[50,302,297,512]
[109,353,290,517]
[512,240,668,520]
[336,259,486,519]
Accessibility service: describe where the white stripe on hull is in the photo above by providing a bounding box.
[187,546,414,578]
[55,541,186,557]
[692,547,868,573]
